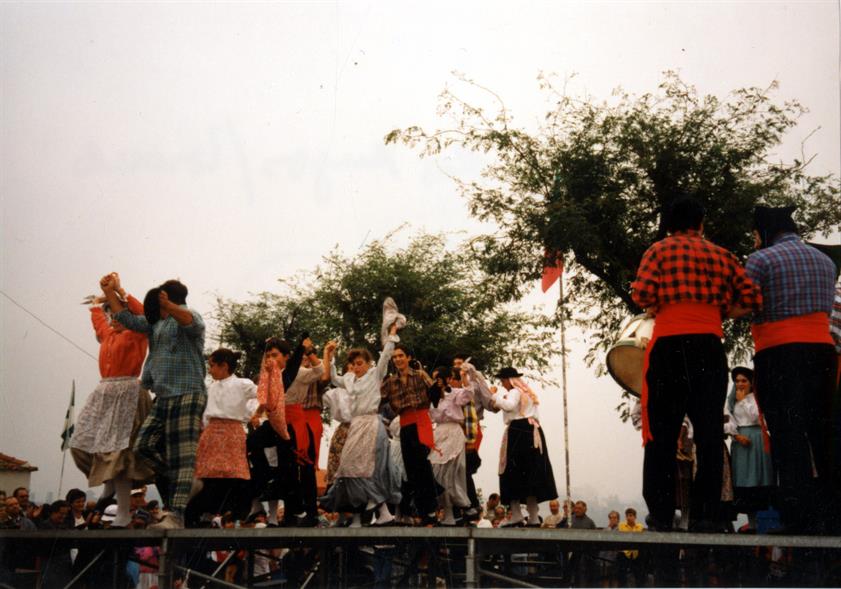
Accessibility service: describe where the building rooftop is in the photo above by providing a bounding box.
[0,452,38,472]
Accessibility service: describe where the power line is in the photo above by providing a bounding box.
[0,290,97,362]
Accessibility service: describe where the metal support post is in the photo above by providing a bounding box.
[465,537,478,589]
[246,549,254,588]
[158,536,171,589]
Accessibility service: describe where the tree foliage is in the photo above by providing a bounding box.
[213,233,558,381]
[386,71,841,375]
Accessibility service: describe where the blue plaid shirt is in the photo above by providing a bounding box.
[745,233,836,325]
[116,306,206,398]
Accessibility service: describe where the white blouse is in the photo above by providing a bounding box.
[330,336,397,417]
[323,386,353,424]
[429,386,472,424]
[202,375,258,426]
[285,362,326,405]
[724,393,761,435]
[492,385,540,424]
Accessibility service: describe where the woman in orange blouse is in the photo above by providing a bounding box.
[71,273,154,528]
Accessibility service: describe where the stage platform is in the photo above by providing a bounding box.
[2,527,840,588]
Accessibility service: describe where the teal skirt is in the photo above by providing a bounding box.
[730,425,774,488]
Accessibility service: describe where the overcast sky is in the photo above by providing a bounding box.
[1,1,839,519]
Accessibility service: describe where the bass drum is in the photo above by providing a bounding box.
[606,314,655,398]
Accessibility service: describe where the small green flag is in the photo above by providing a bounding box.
[60,380,75,451]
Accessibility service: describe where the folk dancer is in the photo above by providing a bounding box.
[492,367,557,527]
[746,205,838,533]
[103,276,208,529]
[71,274,154,528]
[428,366,473,525]
[631,197,762,531]
[320,324,402,526]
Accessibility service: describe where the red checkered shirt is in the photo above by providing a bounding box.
[631,230,762,314]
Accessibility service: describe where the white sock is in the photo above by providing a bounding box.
[679,510,690,530]
[526,497,540,525]
[441,504,456,525]
[375,503,394,524]
[112,477,132,527]
[350,513,362,528]
[268,500,279,525]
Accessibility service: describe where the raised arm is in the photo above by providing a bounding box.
[158,290,204,337]
[102,275,151,334]
[282,336,310,390]
[125,294,144,316]
[375,324,400,381]
[330,359,346,389]
[451,385,473,408]
[294,347,325,386]
[493,387,520,412]
[462,361,498,412]
[324,341,345,388]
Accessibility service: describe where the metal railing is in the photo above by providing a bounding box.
[2,527,840,588]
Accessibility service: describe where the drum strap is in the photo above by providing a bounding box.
[641,303,722,445]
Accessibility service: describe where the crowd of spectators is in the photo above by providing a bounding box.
[0,485,802,587]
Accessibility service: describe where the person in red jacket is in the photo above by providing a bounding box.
[71,273,154,528]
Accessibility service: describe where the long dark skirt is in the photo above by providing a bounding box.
[499,418,557,504]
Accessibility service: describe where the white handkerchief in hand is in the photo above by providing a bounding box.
[381,297,407,346]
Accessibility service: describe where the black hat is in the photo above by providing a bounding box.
[494,367,523,379]
[753,205,797,248]
[730,366,754,383]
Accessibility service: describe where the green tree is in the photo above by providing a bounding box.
[213,232,558,380]
[386,71,841,375]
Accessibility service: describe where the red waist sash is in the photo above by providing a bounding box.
[303,408,324,466]
[641,303,723,445]
[467,426,484,452]
[751,313,833,353]
[400,407,438,453]
[285,404,312,465]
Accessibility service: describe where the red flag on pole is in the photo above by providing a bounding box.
[541,250,564,292]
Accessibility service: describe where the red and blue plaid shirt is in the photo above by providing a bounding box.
[745,233,836,325]
[632,230,762,314]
